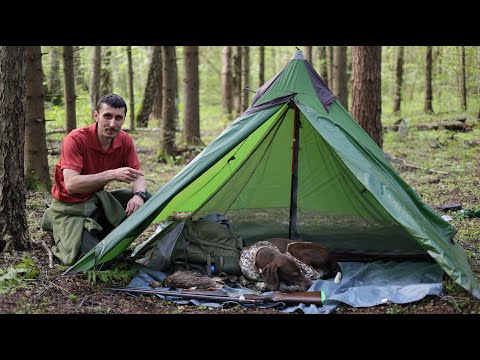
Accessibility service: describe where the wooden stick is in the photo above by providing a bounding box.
[389,156,450,175]
[41,238,54,269]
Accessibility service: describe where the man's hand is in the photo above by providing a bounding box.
[125,193,144,216]
[114,167,144,184]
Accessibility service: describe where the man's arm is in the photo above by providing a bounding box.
[126,174,148,216]
[63,167,144,195]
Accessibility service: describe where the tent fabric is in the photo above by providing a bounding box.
[65,49,479,300]
[123,260,444,314]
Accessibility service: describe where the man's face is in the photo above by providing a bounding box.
[94,104,126,140]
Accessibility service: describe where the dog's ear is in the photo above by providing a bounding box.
[261,263,279,291]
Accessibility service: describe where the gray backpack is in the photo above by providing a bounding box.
[131,215,244,276]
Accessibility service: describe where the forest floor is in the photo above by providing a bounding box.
[1,113,480,316]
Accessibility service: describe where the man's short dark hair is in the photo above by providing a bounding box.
[96,93,127,115]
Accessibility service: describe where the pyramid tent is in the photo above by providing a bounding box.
[66,49,479,299]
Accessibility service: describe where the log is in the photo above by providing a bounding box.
[384,120,474,132]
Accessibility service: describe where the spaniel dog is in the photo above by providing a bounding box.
[240,238,342,293]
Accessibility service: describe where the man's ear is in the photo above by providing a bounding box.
[261,263,279,291]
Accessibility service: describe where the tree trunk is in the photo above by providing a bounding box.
[150,47,163,123]
[48,47,62,105]
[351,46,383,148]
[304,46,313,65]
[326,46,333,88]
[259,46,265,86]
[89,46,101,114]
[63,46,76,133]
[460,46,467,111]
[183,46,201,145]
[136,46,161,128]
[73,46,88,92]
[424,46,434,114]
[0,46,30,252]
[318,46,328,83]
[101,46,112,95]
[126,46,135,131]
[477,49,480,119]
[25,46,52,191]
[241,46,250,111]
[160,46,177,157]
[233,46,242,117]
[393,46,404,113]
[270,47,276,73]
[332,46,348,109]
[221,46,233,119]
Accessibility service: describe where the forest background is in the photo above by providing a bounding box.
[0,46,479,314]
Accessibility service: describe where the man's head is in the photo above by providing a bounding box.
[94,94,127,141]
[95,93,127,115]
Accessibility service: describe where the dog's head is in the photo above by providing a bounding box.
[256,247,313,292]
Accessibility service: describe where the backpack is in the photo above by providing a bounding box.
[131,215,245,276]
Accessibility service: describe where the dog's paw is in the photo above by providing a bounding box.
[334,272,342,284]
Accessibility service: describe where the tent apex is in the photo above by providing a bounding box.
[292,48,305,60]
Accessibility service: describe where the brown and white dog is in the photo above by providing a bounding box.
[240,238,342,293]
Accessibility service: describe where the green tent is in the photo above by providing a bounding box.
[66,49,479,299]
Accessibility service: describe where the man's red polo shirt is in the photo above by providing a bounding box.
[51,122,141,203]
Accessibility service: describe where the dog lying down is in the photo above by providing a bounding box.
[240,238,342,293]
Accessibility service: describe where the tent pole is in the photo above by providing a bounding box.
[289,104,300,239]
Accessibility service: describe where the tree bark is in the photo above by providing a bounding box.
[332,46,348,109]
[89,46,101,114]
[160,46,177,157]
[233,46,242,117]
[63,46,76,133]
[25,46,52,191]
[137,46,161,128]
[221,46,233,119]
[460,46,467,111]
[270,47,276,73]
[424,46,434,114]
[0,46,30,252]
[126,46,136,131]
[48,46,62,106]
[258,46,265,87]
[318,46,328,83]
[150,47,163,123]
[477,49,480,119]
[73,46,88,92]
[183,46,201,145]
[326,46,333,88]
[351,46,383,148]
[241,46,250,112]
[304,46,313,65]
[393,46,404,113]
[101,46,112,95]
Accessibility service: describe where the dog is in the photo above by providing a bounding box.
[239,238,342,293]
[266,238,342,283]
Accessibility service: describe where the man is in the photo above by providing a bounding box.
[42,93,150,265]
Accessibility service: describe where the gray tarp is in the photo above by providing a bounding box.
[123,260,444,314]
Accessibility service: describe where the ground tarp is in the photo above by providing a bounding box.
[120,260,444,314]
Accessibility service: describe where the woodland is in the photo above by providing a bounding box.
[0,46,479,315]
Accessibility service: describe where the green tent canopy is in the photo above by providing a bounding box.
[66,49,480,299]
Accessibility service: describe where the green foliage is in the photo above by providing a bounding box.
[0,256,39,294]
[83,264,137,285]
[25,173,43,191]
